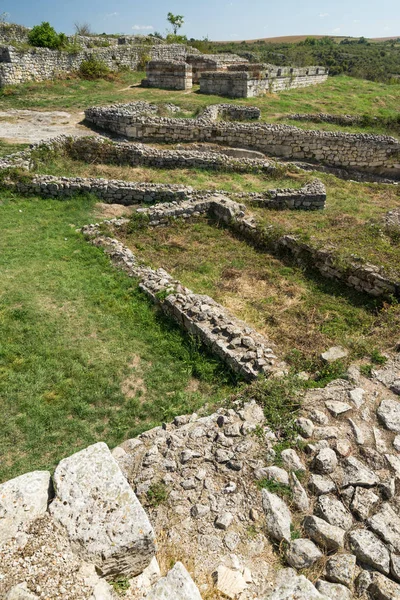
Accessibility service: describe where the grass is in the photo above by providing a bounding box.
[28,148,400,277]
[0,192,235,482]
[118,216,400,361]
[0,73,399,137]
[0,140,29,157]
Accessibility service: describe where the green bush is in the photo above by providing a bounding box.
[28,22,66,50]
[79,56,110,80]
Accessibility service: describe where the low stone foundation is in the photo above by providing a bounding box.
[199,65,329,98]
[33,135,276,174]
[142,60,192,90]
[84,102,400,179]
[82,200,285,381]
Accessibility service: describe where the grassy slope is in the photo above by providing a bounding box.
[121,217,400,360]
[0,74,399,137]
[0,192,234,482]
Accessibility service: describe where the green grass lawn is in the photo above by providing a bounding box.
[0,192,235,482]
[0,73,399,137]
[120,217,400,363]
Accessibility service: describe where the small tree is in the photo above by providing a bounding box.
[167,12,184,35]
[74,21,92,36]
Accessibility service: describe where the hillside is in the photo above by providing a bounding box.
[216,34,400,44]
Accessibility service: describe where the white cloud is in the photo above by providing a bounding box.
[319,13,329,18]
[332,27,341,33]
[106,12,118,17]
[132,25,154,31]
[353,19,360,23]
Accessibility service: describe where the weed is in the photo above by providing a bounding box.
[290,524,302,540]
[360,363,373,377]
[146,482,169,507]
[247,524,258,539]
[370,349,387,365]
[256,478,293,500]
[110,577,130,594]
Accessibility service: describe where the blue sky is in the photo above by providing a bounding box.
[3,0,400,40]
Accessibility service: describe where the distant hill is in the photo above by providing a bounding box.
[216,35,400,44]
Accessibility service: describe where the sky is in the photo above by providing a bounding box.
[2,0,400,40]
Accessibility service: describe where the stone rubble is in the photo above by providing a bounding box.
[1,352,400,598]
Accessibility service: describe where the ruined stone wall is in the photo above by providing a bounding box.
[0,43,189,86]
[142,60,192,90]
[34,135,276,174]
[199,67,329,98]
[186,53,248,83]
[0,22,30,44]
[84,103,400,178]
[82,202,284,381]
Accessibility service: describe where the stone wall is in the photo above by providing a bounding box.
[84,102,400,178]
[230,213,400,299]
[82,201,285,381]
[185,53,248,83]
[142,60,192,90]
[33,135,276,174]
[0,22,30,44]
[2,173,326,211]
[0,43,189,86]
[199,65,329,98]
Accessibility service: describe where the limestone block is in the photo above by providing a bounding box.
[0,471,51,546]
[147,562,202,600]
[50,442,155,577]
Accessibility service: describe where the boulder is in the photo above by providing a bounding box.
[0,471,51,546]
[267,569,330,599]
[348,529,390,575]
[377,399,400,432]
[280,449,305,472]
[286,539,323,569]
[325,553,356,588]
[313,448,338,474]
[290,472,309,512]
[308,474,336,496]
[147,562,202,600]
[341,456,379,487]
[50,442,155,577]
[303,515,345,551]
[350,487,380,520]
[6,583,39,600]
[314,495,353,530]
[369,572,400,600]
[315,580,352,600]
[262,490,292,543]
[368,503,400,553]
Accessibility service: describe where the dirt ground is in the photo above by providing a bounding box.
[0,109,96,144]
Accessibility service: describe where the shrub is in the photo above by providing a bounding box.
[79,56,110,79]
[28,22,66,50]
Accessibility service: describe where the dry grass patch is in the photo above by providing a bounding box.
[119,217,400,363]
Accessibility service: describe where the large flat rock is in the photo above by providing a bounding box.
[50,442,155,577]
[0,471,51,546]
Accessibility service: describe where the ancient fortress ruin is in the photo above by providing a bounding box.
[143,59,329,97]
[0,22,328,97]
[2,22,400,599]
